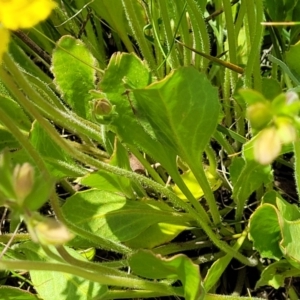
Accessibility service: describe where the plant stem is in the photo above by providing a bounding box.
[244,0,263,91]
[0,108,49,177]
[157,0,180,69]
[222,0,238,89]
[2,54,104,145]
[56,245,138,279]
[122,0,158,73]
[102,289,183,300]
[186,0,210,70]
[0,260,178,295]
[293,139,300,200]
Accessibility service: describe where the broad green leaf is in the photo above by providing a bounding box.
[133,67,220,172]
[129,250,204,300]
[249,204,282,260]
[99,53,180,197]
[29,121,85,178]
[173,169,222,201]
[0,286,39,300]
[51,35,96,119]
[125,223,188,249]
[62,189,192,244]
[256,260,298,289]
[19,242,107,300]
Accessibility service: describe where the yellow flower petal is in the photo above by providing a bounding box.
[0,27,10,63]
[0,0,56,30]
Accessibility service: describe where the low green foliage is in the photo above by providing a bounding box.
[1,1,300,300]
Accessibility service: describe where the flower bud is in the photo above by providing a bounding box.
[276,118,296,144]
[247,102,272,130]
[254,127,281,165]
[13,163,34,202]
[93,98,112,116]
[286,91,299,105]
[28,215,74,246]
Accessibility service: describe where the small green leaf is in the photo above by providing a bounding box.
[129,250,204,300]
[249,204,282,260]
[51,35,96,119]
[256,260,296,289]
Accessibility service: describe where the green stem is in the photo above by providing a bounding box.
[2,54,104,145]
[0,233,30,244]
[0,108,49,177]
[222,0,238,89]
[293,139,300,200]
[157,0,180,69]
[56,246,138,279]
[244,0,263,90]
[186,0,210,70]
[205,144,218,177]
[102,289,183,300]
[121,0,158,73]
[0,260,177,295]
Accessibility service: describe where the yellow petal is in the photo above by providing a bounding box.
[0,27,10,63]
[254,127,281,165]
[0,0,57,30]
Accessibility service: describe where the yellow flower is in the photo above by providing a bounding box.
[0,0,56,62]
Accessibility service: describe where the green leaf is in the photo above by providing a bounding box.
[0,286,39,300]
[125,223,187,249]
[51,35,96,119]
[232,160,272,204]
[173,169,222,200]
[256,260,297,289]
[129,250,204,300]
[99,52,180,195]
[249,204,282,260]
[19,242,107,300]
[62,189,191,244]
[133,67,220,172]
[79,171,125,193]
